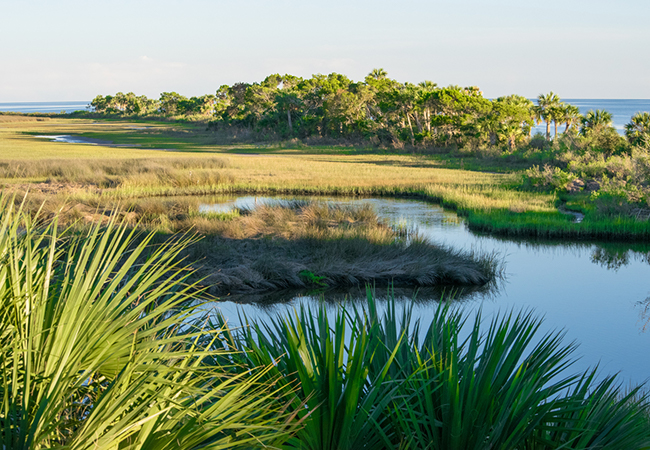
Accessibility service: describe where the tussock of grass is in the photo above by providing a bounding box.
[171,202,500,295]
[18,195,499,294]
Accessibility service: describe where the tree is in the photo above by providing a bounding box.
[275,91,302,133]
[425,86,491,147]
[296,73,357,137]
[561,104,582,133]
[580,109,623,157]
[368,68,388,80]
[158,91,188,116]
[491,95,535,150]
[625,112,650,148]
[580,109,614,136]
[534,92,562,140]
[90,95,109,113]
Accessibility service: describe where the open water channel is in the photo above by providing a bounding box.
[202,195,650,387]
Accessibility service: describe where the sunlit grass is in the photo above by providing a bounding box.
[3,117,648,239]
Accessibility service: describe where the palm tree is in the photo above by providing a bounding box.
[580,109,613,136]
[535,91,561,140]
[369,68,388,80]
[625,111,650,148]
[562,104,582,133]
[549,104,565,138]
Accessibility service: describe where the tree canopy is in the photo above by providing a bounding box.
[89,71,645,150]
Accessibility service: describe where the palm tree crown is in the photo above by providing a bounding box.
[625,111,650,148]
[580,109,613,135]
[535,92,562,140]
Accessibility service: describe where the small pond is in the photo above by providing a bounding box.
[200,195,650,386]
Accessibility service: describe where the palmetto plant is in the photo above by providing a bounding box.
[0,197,296,449]
[580,109,614,136]
[215,298,403,450]
[625,111,650,148]
[222,289,650,450]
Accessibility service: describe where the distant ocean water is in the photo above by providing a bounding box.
[2,99,649,135]
[530,99,650,136]
[0,101,90,114]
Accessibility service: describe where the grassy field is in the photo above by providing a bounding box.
[2,117,648,240]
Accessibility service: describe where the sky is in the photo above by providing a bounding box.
[1,0,649,101]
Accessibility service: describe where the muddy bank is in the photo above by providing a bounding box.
[191,235,499,296]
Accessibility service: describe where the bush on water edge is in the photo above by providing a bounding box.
[2,195,649,449]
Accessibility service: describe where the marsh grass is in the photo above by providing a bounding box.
[0,156,229,184]
[170,202,501,294]
[4,118,650,240]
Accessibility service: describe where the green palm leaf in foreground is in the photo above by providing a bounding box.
[0,197,296,449]
[221,290,650,450]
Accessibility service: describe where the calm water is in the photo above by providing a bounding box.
[203,196,650,387]
[0,101,89,114]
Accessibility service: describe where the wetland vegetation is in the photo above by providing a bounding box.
[2,200,649,449]
[3,73,650,448]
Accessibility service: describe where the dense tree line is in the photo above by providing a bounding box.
[90,70,650,151]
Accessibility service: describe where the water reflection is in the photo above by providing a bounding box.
[195,194,650,385]
[481,234,650,272]
[224,282,500,307]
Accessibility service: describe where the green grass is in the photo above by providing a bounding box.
[3,117,650,241]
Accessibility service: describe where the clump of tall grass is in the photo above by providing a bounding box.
[0,196,298,449]
[217,291,650,449]
[172,201,500,294]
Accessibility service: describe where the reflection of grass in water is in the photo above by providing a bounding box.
[222,282,499,306]
[478,231,650,271]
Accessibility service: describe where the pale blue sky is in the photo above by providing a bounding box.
[2,0,648,101]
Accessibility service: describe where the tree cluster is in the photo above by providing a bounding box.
[90,71,650,152]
